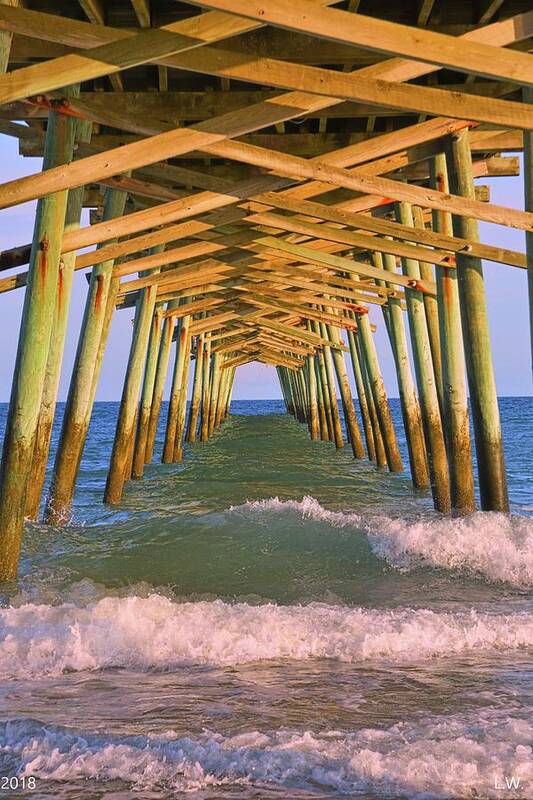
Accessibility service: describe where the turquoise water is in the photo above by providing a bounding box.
[0,398,531,798]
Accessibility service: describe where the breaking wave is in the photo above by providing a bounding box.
[233,496,533,587]
[0,594,532,678]
[1,709,531,798]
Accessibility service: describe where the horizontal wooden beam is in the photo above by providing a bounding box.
[254,193,527,269]
[0,5,267,104]
[187,0,533,86]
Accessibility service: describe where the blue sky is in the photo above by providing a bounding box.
[0,132,530,400]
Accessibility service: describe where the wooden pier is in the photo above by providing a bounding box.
[0,0,532,578]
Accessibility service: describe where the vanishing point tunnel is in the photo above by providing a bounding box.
[0,0,532,580]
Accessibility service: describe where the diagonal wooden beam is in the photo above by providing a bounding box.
[186,0,533,86]
[0,6,264,104]
[130,0,151,28]
[244,210,457,268]
[77,0,123,92]
[253,236,436,293]
[252,193,526,269]
[203,138,533,231]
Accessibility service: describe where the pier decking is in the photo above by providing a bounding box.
[0,0,532,578]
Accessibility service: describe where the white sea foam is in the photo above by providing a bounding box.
[0,594,531,678]
[234,496,533,587]
[1,709,531,798]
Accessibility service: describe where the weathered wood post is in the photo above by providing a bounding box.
[276,367,294,416]
[186,334,205,442]
[524,89,533,380]
[104,265,160,503]
[0,89,78,578]
[298,367,309,424]
[132,303,164,479]
[430,154,475,512]
[313,354,330,440]
[356,311,403,472]
[208,352,221,436]
[173,331,192,461]
[287,370,299,420]
[214,363,225,429]
[373,251,429,488]
[45,188,128,524]
[306,355,320,440]
[395,202,450,512]
[225,367,236,418]
[346,328,376,462]
[0,2,16,69]
[26,114,91,520]
[145,299,179,463]
[355,328,388,469]
[163,308,191,462]
[319,323,344,447]
[200,334,212,442]
[328,323,365,458]
[412,205,445,416]
[314,345,333,439]
[445,130,509,511]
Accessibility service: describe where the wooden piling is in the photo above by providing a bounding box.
[319,323,344,448]
[26,114,91,520]
[412,205,445,416]
[395,202,450,512]
[328,323,365,458]
[306,354,320,440]
[524,89,533,380]
[104,262,160,503]
[132,303,164,479]
[373,250,429,488]
[173,330,192,461]
[145,299,179,463]
[0,89,78,577]
[356,311,403,473]
[45,188,128,525]
[200,334,212,442]
[430,153,475,512]
[163,308,191,462]
[186,334,205,442]
[215,361,230,428]
[313,355,330,441]
[355,329,388,469]
[445,130,509,511]
[207,352,221,436]
[346,328,376,462]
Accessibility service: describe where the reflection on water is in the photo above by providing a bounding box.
[0,401,531,798]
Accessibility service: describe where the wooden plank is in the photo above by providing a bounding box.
[1,13,528,225]
[0,6,268,104]
[130,0,151,28]
[254,236,436,293]
[245,210,457,268]
[0,90,337,209]
[167,46,533,130]
[204,139,533,231]
[478,0,505,25]
[255,193,526,269]
[7,86,518,125]
[417,0,436,26]
[78,0,123,92]
[187,0,533,86]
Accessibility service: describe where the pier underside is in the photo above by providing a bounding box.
[0,0,532,578]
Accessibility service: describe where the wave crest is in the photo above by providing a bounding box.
[233,497,533,587]
[0,595,531,678]
[1,710,531,797]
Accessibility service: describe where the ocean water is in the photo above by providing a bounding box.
[0,398,531,799]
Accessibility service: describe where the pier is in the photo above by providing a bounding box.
[0,0,532,579]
